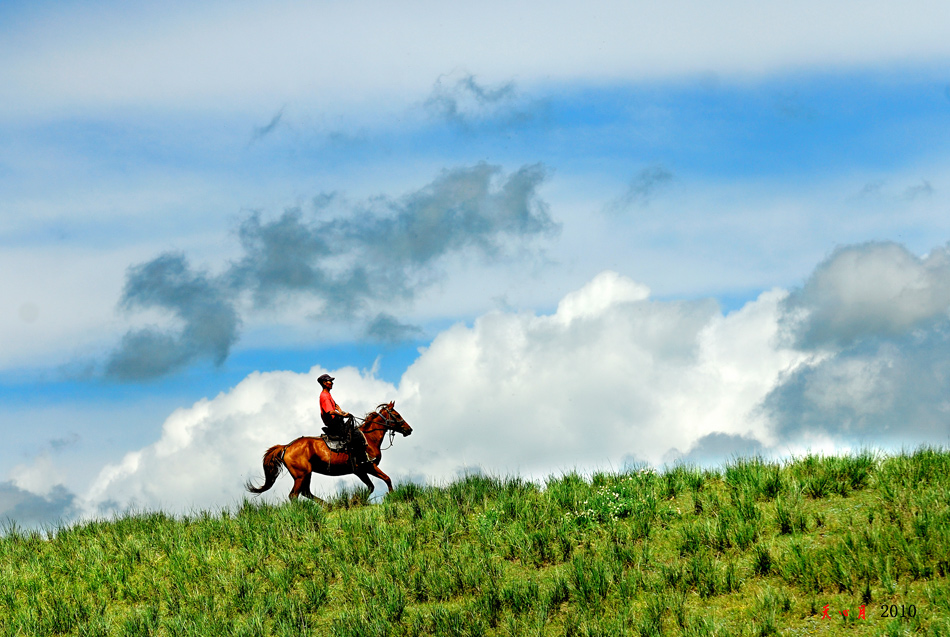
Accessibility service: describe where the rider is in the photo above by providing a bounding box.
[317,374,369,465]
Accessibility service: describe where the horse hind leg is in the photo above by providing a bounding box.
[288,469,310,501]
[290,472,322,503]
[298,473,327,505]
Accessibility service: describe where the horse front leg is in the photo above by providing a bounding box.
[367,465,395,492]
[355,471,375,496]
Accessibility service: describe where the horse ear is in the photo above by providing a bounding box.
[389,401,395,408]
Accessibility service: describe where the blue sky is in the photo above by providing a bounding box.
[3,0,950,528]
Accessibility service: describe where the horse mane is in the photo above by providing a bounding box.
[363,403,391,420]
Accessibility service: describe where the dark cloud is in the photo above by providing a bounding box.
[765,326,950,447]
[48,433,80,451]
[229,209,335,307]
[770,240,950,449]
[250,107,285,142]
[0,482,78,531]
[854,179,885,199]
[666,433,767,467]
[781,242,950,350]
[851,178,935,202]
[425,72,535,129]
[364,313,423,344]
[605,165,674,213]
[231,162,556,315]
[903,180,934,200]
[105,253,241,380]
[338,163,556,263]
[106,164,556,380]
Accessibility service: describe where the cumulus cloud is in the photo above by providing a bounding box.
[393,272,802,479]
[229,208,338,309]
[763,241,950,449]
[782,241,950,349]
[76,246,950,518]
[1,482,78,530]
[765,328,950,447]
[81,271,808,517]
[344,163,556,260]
[229,162,556,312]
[669,433,767,467]
[105,163,557,380]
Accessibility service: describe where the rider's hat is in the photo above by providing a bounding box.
[317,373,335,385]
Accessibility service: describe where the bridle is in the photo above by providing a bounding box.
[355,404,407,450]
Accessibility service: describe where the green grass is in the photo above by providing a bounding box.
[2,447,949,635]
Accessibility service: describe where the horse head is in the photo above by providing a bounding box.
[375,401,412,436]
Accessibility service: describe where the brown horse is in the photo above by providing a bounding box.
[246,402,412,502]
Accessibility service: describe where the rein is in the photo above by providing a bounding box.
[380,429,396,451]
[358,407,401,450]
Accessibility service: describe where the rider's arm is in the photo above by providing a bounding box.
[321,391,349,417]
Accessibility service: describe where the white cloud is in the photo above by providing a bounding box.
[80,271,808,517]
[554,270,650,322]
[82,367,396,516]
[9,453,68,497]
[399,273,807,477]
[19,253,947,522]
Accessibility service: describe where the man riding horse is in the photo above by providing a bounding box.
[317,373,370,465]
[247,399,412,501]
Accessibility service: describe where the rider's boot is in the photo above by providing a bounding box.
[349,430,370,466]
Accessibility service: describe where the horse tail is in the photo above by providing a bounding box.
[245,445,286,494]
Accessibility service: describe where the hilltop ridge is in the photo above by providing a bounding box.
[2,448,949,636]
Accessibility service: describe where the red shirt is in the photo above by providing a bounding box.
[320,389,338,416]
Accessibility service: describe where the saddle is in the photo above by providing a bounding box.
[320,428,374,465]
[321,413,355,451]
[320,432,348,452]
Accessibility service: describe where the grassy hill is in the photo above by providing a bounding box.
[2,448,949,636]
